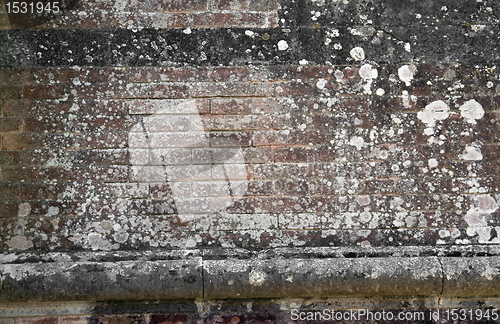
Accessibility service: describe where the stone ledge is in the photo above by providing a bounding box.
[1,247,500,302]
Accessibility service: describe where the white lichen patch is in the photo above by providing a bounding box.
[316,78,327,89]
[428,158,438,168]
[359,64,377,94]
[277,40,289,51]
[417,100,450,129]
[359,64,378,80]
[349,136,365,150]
[249,270,267,286]
[349,47,365,61]
[398,65,414,86]
[460,145,483,161]
[6,236,33,250]
[376,88,385,96]
[18,203,31,217]
[465,195,499,243]
[460,99,485,124]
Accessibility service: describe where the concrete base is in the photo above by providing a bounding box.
[2,246,500,303]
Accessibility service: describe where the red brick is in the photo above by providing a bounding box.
[0,184,21,201]
[123,83,190,99]
[24,116,73,133]
[150,314,195,324]
[0,68,36,85]
[209,67,251,82]
[210,0,249,10]
[0,86,23,99]
[0,151,21,166]
[22,183,65,200]
[91,315,148,324]
[192,12,236,27]
[210,131,252,147]
[0,117,22,132]
[189,82,270,97]
[4,99,73,117]
[24,85,66,99]
[79,132,128,149]
[245,180,272,196]
[242,147,272,163]
[2,133,78,150]
[85,100,130,116]
[156,0,207,11]
[151,12,190,28]
[210,98,252,114]
[274,147,315,163]
[272,81,326,97]
[61,316,92,324]
[248,0,277,11]
[129,67,209,83]
[67,149,130,165]
[249,98,283,114]
[240,11,278,27]
[15,317,59,324]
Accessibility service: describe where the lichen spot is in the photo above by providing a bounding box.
[460,99,484,124]
[316,78,327,89]
[428,158,438,168]
[359,64,378,80]
[18,203,31,217]
[475,195,497,213]
[277,40,289,51]
[350,47,365,61]
[398,65,414,86]
[249,270,267,286]
[357,195,371,206]
[113,230,129,244]
[7,236,33,250]
[349,136,365,150]
[460,145,483,161]
[417,100,449,128]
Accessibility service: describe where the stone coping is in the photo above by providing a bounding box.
[1,246,500,302]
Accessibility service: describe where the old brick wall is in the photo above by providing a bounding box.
[1,0,500,322]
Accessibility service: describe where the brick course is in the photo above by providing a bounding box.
[0,62,499,250]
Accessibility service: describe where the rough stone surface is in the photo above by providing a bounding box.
[1,0,500,319]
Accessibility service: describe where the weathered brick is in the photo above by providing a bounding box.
[24,85,67,99]
[4,100,73,117]
[22,183,65,200]
[129,67,207,83]
[61,316,92,324]
[0,151,21,166]
[150,314,195,324]
[274,147,316,163]
[189,82,270,98]
[2,133,78,150]
[15,317,59,324]
[0,202,20,218]
[210,131,252,147]
[67,149,130,166]
[79,132,128,149]
[151,12,190,28]
[193,12,259,28]
[210,0,249,10]
[210,98,252,115]
[156,0,207,11]
[0,86,23,99]
[128,99,210,115]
